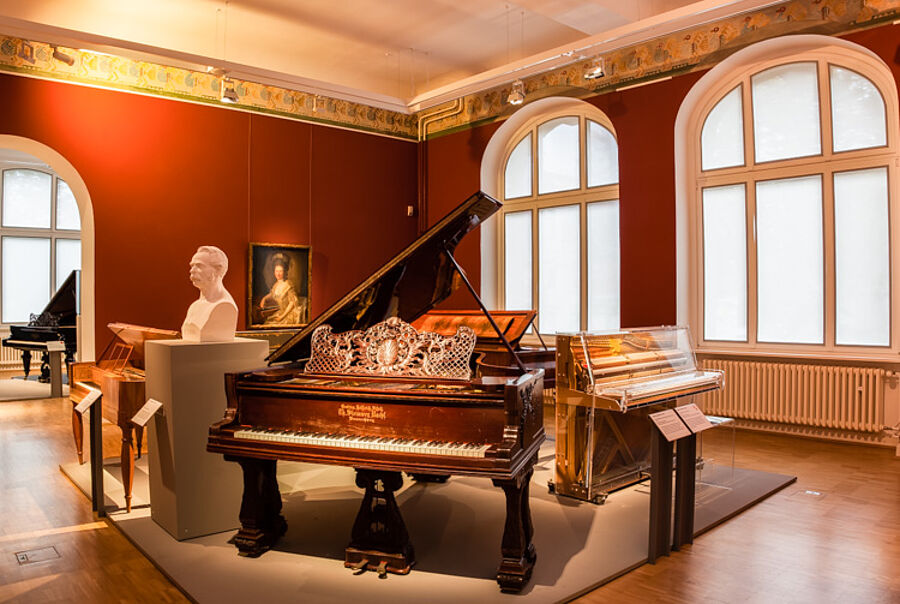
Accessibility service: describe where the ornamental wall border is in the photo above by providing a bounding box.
[0,0,895,142]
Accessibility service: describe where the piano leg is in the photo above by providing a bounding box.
[492,458,537,593]
[345,469,414,576]
[229,457,287,557]
[21,350,31,378]
[120,423,135,513]
[38,352,51,383]
[71,402,84,464]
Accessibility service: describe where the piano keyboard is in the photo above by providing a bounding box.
[233,428,492,457]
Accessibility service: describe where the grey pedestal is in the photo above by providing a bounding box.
[146,338,267,540]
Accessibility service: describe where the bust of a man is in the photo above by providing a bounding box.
[181,245,238,342]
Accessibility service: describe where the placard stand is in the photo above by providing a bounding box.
[88,395,105,518]
[647,403,713,563]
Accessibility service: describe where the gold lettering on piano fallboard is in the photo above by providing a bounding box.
[338,403,387,423]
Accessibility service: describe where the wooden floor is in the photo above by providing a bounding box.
[0,396,897,603]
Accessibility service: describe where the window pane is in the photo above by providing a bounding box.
[834,167,889,346]
[587,201,619,331]
[586,121,618,187]
[702,184,747,341]
[2,237,50,323]
[756,175,823,344]
[701,85,744,170]
[538,205,580,333]
[2,169,51,228]
[752,63,821,163]
[504,134,532,199]
[504,211,532,311]
[538,117,579,194]
[830,66,887,153]
[56,179,81,230]
[55,239,81,291]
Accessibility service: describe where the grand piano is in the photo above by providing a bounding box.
[2,270,79,382]
[208,192,545,592]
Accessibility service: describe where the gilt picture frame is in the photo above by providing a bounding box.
[247,243,311,329]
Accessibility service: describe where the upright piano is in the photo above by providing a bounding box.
[70,323,178,511]
[552,326,724,503]
[2,270,79,382]
[208,192,545,592]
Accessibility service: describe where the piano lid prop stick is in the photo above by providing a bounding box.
[441,247,527,374]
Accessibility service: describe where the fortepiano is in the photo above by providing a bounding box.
[208,192,545,592]
[552,327,724,503]
[70,323,178,511]
[2,270,79,382]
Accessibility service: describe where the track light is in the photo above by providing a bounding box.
[51,46,75,67]
[220,78,239,104]
[507,79,525,106]
[584,57,605,80]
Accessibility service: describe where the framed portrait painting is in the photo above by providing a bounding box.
[248,243,311,329]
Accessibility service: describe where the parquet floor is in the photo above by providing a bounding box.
[0,395,897,603]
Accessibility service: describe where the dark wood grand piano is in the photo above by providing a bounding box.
[208,192,545,592]
[2,270,79,382]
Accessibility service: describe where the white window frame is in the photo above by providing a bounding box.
[684,40,900,361]
[497,106,620,334]
[0,163,82,326]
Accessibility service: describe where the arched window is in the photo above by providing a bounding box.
[499,106,620,334]
[683,37,899,357]
[0,152,82,324]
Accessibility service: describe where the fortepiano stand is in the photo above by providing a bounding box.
[345,469,414,577]
[230,457,287,557]
[493,460,537,593]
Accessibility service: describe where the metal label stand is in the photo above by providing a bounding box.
[647,426,696,563]
[88,394,106,518]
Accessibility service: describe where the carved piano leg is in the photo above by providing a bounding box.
[345,469,414,576]
[21,350,31,378]
[38,352,51,383]
[492,461,537,593]
[135,425,144,460]
[230,457,286,557]
[72,402,84,464]
[120,423,135,513]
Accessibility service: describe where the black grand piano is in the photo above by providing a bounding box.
[208,192,545,592]
[2,270,79,382]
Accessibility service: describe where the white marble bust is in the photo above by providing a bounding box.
[181,245,238,342]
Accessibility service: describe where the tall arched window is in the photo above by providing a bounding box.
[0,151,82,324]
[685,38,899,357]
[498,106,620,334]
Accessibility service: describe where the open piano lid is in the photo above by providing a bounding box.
[267,191,501,364]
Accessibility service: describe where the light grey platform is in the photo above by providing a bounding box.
[63,442,795,603]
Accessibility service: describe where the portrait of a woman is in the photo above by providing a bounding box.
[249,244,311,328]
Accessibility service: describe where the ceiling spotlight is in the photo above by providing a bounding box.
[220,78,239,104]
[507,79,525,106]
[51,46,75,67]
[584,57,605,80]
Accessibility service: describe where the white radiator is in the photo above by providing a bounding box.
[0,342,24,370]
[699,359,885,433]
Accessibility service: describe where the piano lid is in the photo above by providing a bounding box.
[267,191,501,364]
[33,269,80,326]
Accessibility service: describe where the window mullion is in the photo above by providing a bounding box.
[532,207,539,332]
[747,177,759,347]
[823,169,836,348]
[580,202,588,330]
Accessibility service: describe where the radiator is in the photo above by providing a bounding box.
[0,342,24,370]
[699,359,885,433]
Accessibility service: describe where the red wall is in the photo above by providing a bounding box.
[0,74,418,351]
[423,23,900,328]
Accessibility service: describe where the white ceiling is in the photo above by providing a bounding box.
[0,0,784,112]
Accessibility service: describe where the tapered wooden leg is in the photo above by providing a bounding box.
[492,459,537,593]
[229,457,286,557]
[120,423,135,513]
[72,403,84,464]
[135,425,144,460]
